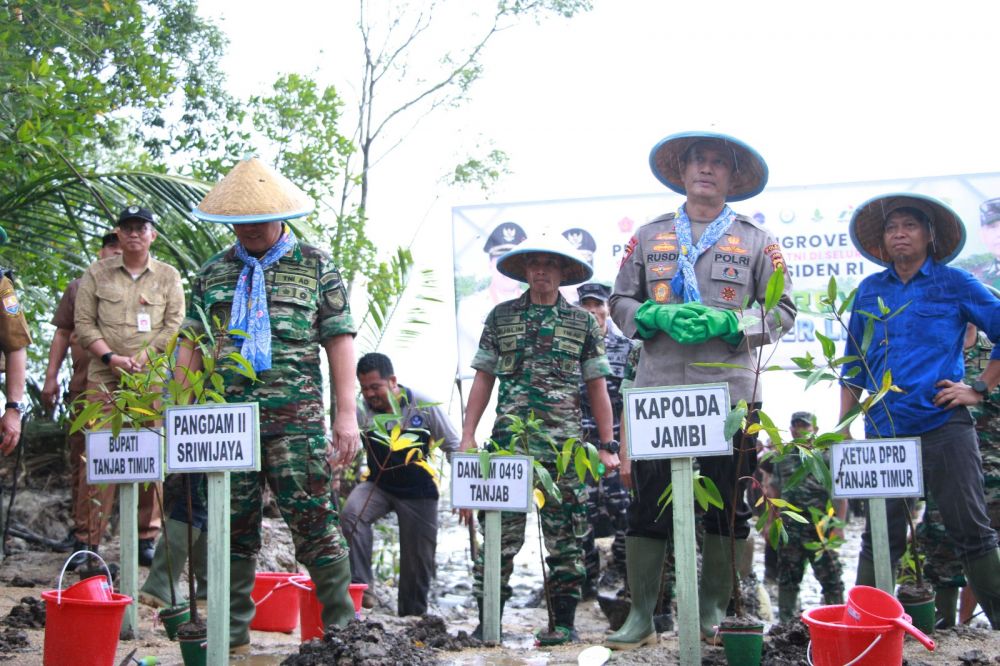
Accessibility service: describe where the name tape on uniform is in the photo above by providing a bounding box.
[451,454,533,512]
[165,403,260,473]
[86,429,163,484]
[831,438,923,499]
[624,383,732,459]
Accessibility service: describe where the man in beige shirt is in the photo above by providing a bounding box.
[72,206,185,570]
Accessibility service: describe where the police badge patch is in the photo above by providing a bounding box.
[409,414,424,428]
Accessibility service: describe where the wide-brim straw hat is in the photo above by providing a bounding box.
[649,131,768,202]
[849,193,966,267]
[192,158,314,224]
[496,230,593,286]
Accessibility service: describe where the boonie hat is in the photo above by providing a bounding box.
[649,131,768,202]
[849,193,965,267]
[193,158,314,224]
[496,230,593,286]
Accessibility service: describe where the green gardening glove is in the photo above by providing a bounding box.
[634,301,709,341]
[693,307,744,345]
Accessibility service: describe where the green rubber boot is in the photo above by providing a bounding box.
[855,556,876,586]
[778,586,799,623]
[229,557,257,650]
[963,548,1000,629]
[699,534,744,640]
[139,518,196,608]
[193,529,208,601]
[605,537,667,650]
[307,556,356,629]
[934,586,959,629]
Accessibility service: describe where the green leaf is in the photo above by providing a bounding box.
[724,403,747,441]
[478,450,492,480]
[695,474,723,510]
[764,264,785,311]
[533,464,560,504]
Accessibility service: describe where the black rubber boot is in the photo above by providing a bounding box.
[536,596,579,645]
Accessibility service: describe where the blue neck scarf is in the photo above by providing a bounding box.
[230,226,296,372]
[669,204,736,303]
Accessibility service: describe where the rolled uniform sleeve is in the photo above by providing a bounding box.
[581,313,611,381]
[470,306,501,376]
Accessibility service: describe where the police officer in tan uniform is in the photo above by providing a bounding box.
[607,131,796,649]
[0,224,31,455]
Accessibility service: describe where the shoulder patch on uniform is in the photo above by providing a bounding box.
[620,235,638,268]
[2,291,20,315]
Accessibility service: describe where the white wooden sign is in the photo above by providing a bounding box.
[85,428,163,484]
[451,454,533,512]
[831,438,923,499]
[624,383,732,459]
[164,403,260,473]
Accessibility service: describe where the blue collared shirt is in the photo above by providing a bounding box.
[841,257,1000,437]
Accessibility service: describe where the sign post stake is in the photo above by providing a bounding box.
[119,482,138,638]
[830,438,923,595]
[671,457,700,665]
[206,471,231,665]
[869,498,893,593]
[483,510,502,644]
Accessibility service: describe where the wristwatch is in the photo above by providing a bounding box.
[598,439,620,454]
[101,351,114,365]
[972,379,991,400]
[4,402,25,416]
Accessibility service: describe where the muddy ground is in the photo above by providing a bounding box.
[0,472,998,664]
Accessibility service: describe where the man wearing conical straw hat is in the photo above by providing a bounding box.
[609,131,796,648]
[459,229,619,645]
[181,158,360,653]
[840,193,1000,629]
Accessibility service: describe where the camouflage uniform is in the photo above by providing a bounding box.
[470,290,610,602]
[921,332,1000,588]
[760,450,845,603]
[578,328,635,585]
[184,240,354,566]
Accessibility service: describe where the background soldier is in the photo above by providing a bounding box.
[574,282,634,597]
[184,158,360,654]
[919,322,1000,627]
[0,223,31,456]
[459,231,618,645]
[971,197,1000,288]
[759,411,846,622]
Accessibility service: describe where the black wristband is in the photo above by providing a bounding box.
[101,351,113,365]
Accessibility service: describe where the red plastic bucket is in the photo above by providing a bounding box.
[43,550,131,665]
[63,575,112,601]
[251,572,301,633]
[292,576,324,642]
[802,605,903,666]
[845,585,935,650]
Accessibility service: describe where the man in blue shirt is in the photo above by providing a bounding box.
[840,193,1000,628]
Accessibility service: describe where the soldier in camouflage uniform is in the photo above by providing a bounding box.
[920,323,1000,627]
[182,158,360,654]
[970,198,1000,289]
[460,230,618,645]
[759,412,846,622]
[575,282,635,596]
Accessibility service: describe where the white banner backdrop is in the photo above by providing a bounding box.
[453,172,1000,381]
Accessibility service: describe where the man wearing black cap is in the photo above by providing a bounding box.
[41,232,122,551]
[74,206,185,569]
[575,282,635,600]
[0,224,31,458]
[609,131,796,649]
[972,197,1000,288]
